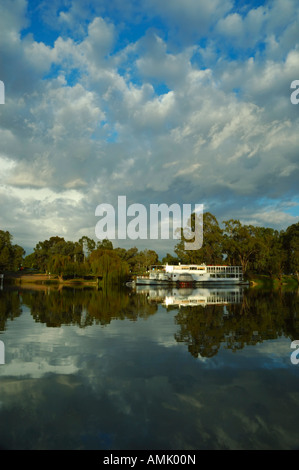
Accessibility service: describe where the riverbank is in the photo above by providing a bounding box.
[248,274,298,290]
[3,271,299,291]
[3,271,98,287]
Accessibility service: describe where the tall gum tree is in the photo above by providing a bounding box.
[222,220,263,275]
[174,212,223,265]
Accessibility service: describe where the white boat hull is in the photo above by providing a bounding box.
[136,278,246,285]
[135,277,170,285]
[135,263,246,286]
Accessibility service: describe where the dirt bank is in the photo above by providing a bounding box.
[3,271,98,287]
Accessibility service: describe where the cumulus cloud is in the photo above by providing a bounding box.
[0,0,298,252]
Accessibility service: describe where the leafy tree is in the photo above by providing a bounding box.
[12,244,26,270]
[140,249,159,269]
[114,247,127,259]
[23,252,38,269]
[89,249,129,285]
[174,212,223,265]
[0,230,25,271]
[47,254,71,277]
[114,246,158,273]
[114,246,139,272]
[282,222,299,279]
[79,236,96,260]
[30,237,87,272]
[252,227,285,279]
[33,236,66,271]
[222,220,262,274]
[73,241,85,263]
[0,231,13,271]
[96,238,113,251]
[162,253,179,265]
[0,245,11,271]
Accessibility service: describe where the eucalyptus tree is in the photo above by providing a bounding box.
[282,222,299,280]
[174,212,223,265]
[222,220,262,274]
[0,230,25,271]
[252,227,285,279]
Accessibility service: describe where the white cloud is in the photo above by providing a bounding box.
[0,0,28,38]
[240,209,299,230]
[217,13,244,38]
[0,0,298,252]
[83,17,116,64]
[136,34,194,88]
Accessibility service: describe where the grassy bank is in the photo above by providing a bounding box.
[3,271,98,287]
[248,274,298,290]
[4,270,299,291]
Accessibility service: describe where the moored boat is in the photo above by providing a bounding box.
[135,264,247,286]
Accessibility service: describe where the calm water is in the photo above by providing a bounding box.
[0,283,299,450]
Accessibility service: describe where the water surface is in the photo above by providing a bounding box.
[0,284,299,450]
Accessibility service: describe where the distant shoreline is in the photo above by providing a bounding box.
[248,274,298,290]
[3,271,98,287]
[3,271,298,291]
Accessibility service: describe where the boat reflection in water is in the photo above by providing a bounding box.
[134,286,248,359]
[135,285,244,308]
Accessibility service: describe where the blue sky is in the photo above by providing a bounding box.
[0,0,298,255]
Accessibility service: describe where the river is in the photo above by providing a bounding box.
[0,283,299,450]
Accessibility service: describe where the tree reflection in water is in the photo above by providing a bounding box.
[1,285,299,360]
[172,289,299,358]
[14,285,158,328]
[0,288,23,331]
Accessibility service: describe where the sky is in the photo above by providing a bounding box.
[0,0,298,256]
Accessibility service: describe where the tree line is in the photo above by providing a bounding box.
[21,236,160,284]
[0,230,25,272]
[172,212,299,281]
[0,211,298,282]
